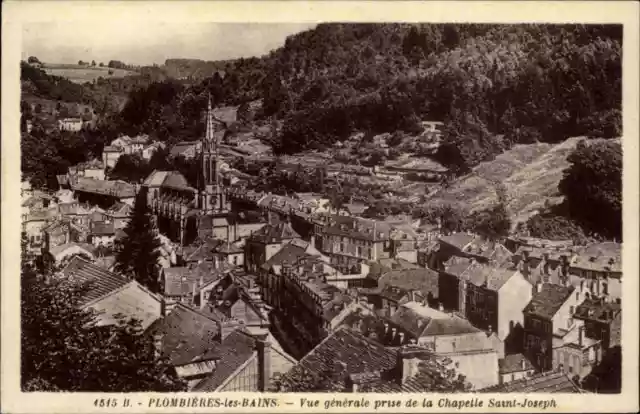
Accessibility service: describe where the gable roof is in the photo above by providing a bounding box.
[445,258,518,291]
[297,326,397,376]
[60,255,130,306]
[49,242,96,259]
[479,371,583,393]
[71,177,136,199]
[524,283,575,319]
[390,303,481,339]
[261,243,308,271]
[162,262,226,297]
[248,220,300,244]
[192,329,258,391]
[498,353,534,374]
[145,304,221,366]
[378,268,439,298]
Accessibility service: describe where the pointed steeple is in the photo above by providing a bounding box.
[205,94,216,143]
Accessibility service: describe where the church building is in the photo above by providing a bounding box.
[143,97,236,246]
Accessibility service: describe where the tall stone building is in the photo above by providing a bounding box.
[143,97,234,246]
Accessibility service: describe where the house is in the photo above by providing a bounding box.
[427,233,513,271]
[142,141,166,160]
[244,219,301,274]
[440,258,532,349]
[498,353,535,385]
[522,282,585,373]
[213,240,245,267]
[315,215,417,274]
[569,242,622,300]
[102,146,123,168]
[146,304,296,391]
[258,239,334,308]
[47,242,96,265]
[264,251,353,354]
[389,302,500,389]
[170,141,202,159]
[573,297,621,350]
[110,134,150,155]
[70,177,136,207]
[104,202,132,230]
[89,220,116,247]
[365,257,421,288]
[58,117,83,131]
[364,268,440,315]
[512,245,574,286]
[74,159,105,180]
[341,202,368,217]
[22,208,57,254]
[160,261,229,307]
[281,326,472,392]
[479,371,584,393]
[60,256,163,330]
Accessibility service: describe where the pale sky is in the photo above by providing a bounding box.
[22,22,317,65]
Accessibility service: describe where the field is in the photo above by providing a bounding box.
[425,137,590,226]
[42,64,136,84]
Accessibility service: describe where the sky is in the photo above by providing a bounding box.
[22,22,317,66]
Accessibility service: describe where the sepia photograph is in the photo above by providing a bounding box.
[2,1,639,413]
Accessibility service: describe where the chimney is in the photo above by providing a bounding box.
[214,255,220,269]
[578,326,584,347]
[153,333,163,359]
[488,325,493,335]
[438,302,444,312]
[396,347,420,385]
[398,332,405,344]
[536,282,543,293]
[521,358,526,371]
[256,338,272,391]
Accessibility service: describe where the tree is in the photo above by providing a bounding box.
[27,56,41,64]
[110,153,150,183]
[99,62,104,67]
[559,140,622,239]
[91,60,96,67]
[114,189,162,292]
[467,203,511,241]
[78,60,84,66]
[21,263,185,392]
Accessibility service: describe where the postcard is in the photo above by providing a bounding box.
[2,1,638,413]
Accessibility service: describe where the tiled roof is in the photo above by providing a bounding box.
[479,371,583,393]
[573,298,621,323]
[103,145,123,152]
[90,221,115,235]
[367,258,421,282]
[439,233,475,251]
[298,327,397,376]
[321,215,394,241]
[378,268,439,298]
[524,283,574,319]
[170,141,200,157]
[390,304,481,339]
[192,329,257,391]
[145,304,221,366]
[249,220,300,244]
[106,201,132,218]
[261,243,308,271]
[572,242,622,273]
[71,177,136,198]
[163,262,226,297]
[60,255,130,306]
[49,242,96,259]
[343,203,368,215]
[444,258,518,291]
[499,353,534,374]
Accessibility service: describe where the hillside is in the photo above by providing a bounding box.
[43,63,136,84]
[425,137,616,226]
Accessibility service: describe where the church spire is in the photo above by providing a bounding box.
[205,94,216,144]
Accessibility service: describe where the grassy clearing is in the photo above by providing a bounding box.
[43,64,135,84]
[426,137,586,225]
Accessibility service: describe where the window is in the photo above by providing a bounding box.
[603,282,608,295]
[511,374,515,381]
[569,306,575,315]
[567,318,573,329]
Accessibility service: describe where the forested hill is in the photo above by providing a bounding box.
[116,23,622,172]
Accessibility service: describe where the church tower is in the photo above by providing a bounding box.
[200,96,228,213]
[197,96,233,242]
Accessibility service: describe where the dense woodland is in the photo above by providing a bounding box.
[21,23,623,240]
